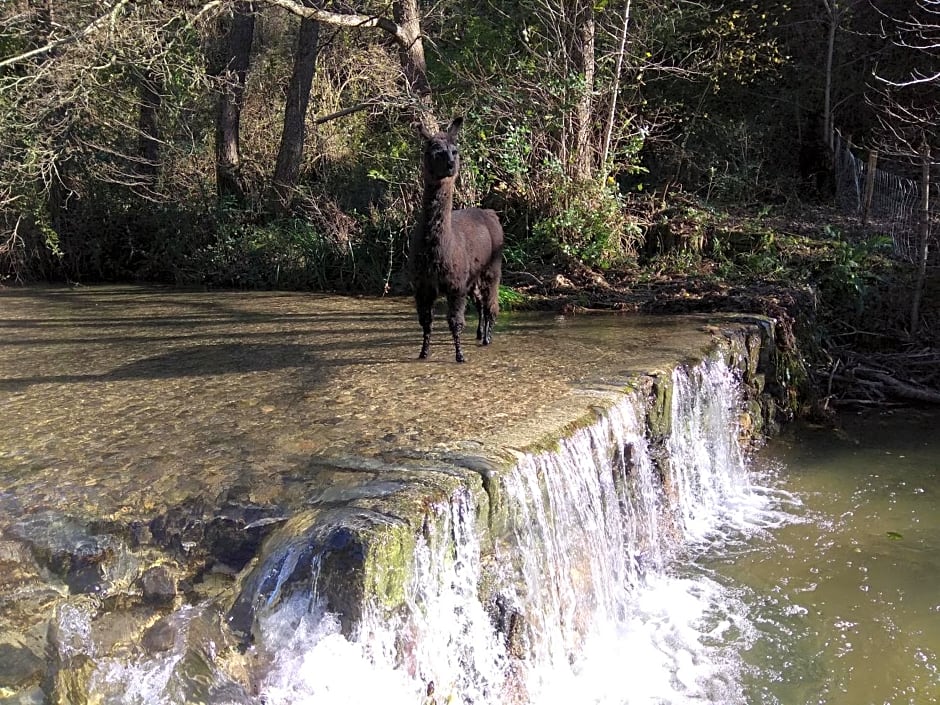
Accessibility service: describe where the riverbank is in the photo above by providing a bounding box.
[498,205,940,416]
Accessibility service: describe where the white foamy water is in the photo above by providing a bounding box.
[88,357,799,705]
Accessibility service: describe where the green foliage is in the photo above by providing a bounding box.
[204,216,334,289]
[200,209,405,293]
[811,227,894,315]
[0,0,910,299]
[497,285,529,311]
[460,118,533,198]
[531,171,640,269]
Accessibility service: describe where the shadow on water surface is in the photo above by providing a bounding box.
[0,342,325,390]
[0,337,440,391]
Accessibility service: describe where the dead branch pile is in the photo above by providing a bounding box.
[824,347,940,407]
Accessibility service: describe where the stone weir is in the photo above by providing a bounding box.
[0,287,782,702]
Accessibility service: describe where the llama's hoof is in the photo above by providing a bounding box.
[418,348,430,360]
[455,352,465,363]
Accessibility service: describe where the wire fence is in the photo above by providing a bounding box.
[832,130,938,265]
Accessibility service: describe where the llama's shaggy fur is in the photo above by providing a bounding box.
[410,118,504,363]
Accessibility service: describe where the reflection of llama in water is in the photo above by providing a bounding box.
[409,118,504,363]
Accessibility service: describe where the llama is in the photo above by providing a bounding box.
[410,117,504,363]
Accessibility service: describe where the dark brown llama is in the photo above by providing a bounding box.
[410,117,504,363]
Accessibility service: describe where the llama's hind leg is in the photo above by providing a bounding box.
[446,293,468,363]
[415,286,435,359]
[478,274,500,346]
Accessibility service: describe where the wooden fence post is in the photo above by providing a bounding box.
[862,149,878,224]
[910,144,931,335]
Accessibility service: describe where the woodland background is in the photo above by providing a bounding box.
[0,0,934,284]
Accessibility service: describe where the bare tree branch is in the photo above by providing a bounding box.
[0,0,132,70]
[259,0,407,44]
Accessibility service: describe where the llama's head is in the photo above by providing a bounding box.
[417,117,463,182]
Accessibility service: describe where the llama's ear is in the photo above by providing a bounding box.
[413,120,434,141]
[446,117,464,138]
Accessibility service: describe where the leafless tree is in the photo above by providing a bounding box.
[869,0,940,334]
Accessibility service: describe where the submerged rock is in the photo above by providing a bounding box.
[139,564,178,604]
[0,643,44,690]
[9,513,117,594]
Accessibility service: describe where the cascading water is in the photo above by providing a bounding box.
[484,357,783,705]
[83,356,789,704]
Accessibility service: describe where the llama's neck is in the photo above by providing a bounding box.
[421,176,455,245]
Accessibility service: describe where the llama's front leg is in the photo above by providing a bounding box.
[416,287,435,359]
[471,284,484,341]
[447,293,468,363]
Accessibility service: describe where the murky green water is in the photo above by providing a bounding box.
[704,410,940,704]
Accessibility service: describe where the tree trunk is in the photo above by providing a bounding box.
[393,0,434,130]
[258,0,435,129]
[137,70,162,183]
[600,0,632,172]
[214,1,256,204]
[823,0,839,152]
[570,0,595,181]
[272,15,321,210]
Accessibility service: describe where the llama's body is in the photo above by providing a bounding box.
[410,118,504,363]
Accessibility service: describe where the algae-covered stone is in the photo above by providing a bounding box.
[647,372,674,441]
[363,522,416,611]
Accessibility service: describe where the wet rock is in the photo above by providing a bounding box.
[488,594,527,659]
[140,564,178,604]
[0,643,44,689]
[149,497,208,555]
[127,606,251,704]
[45,654,94,705]
[205,502,287,571]
[44,600,97,705]
[647,373,674,441]
[9,512,117,594]
[141,615,178,653]
[127,520,153,547]
[0,686,45,705]
[227,508,408,640]
[0,540,42,587]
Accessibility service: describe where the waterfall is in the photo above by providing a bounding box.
[85,356,778,705]
[667,359,752,540]
[483,358,762,704]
